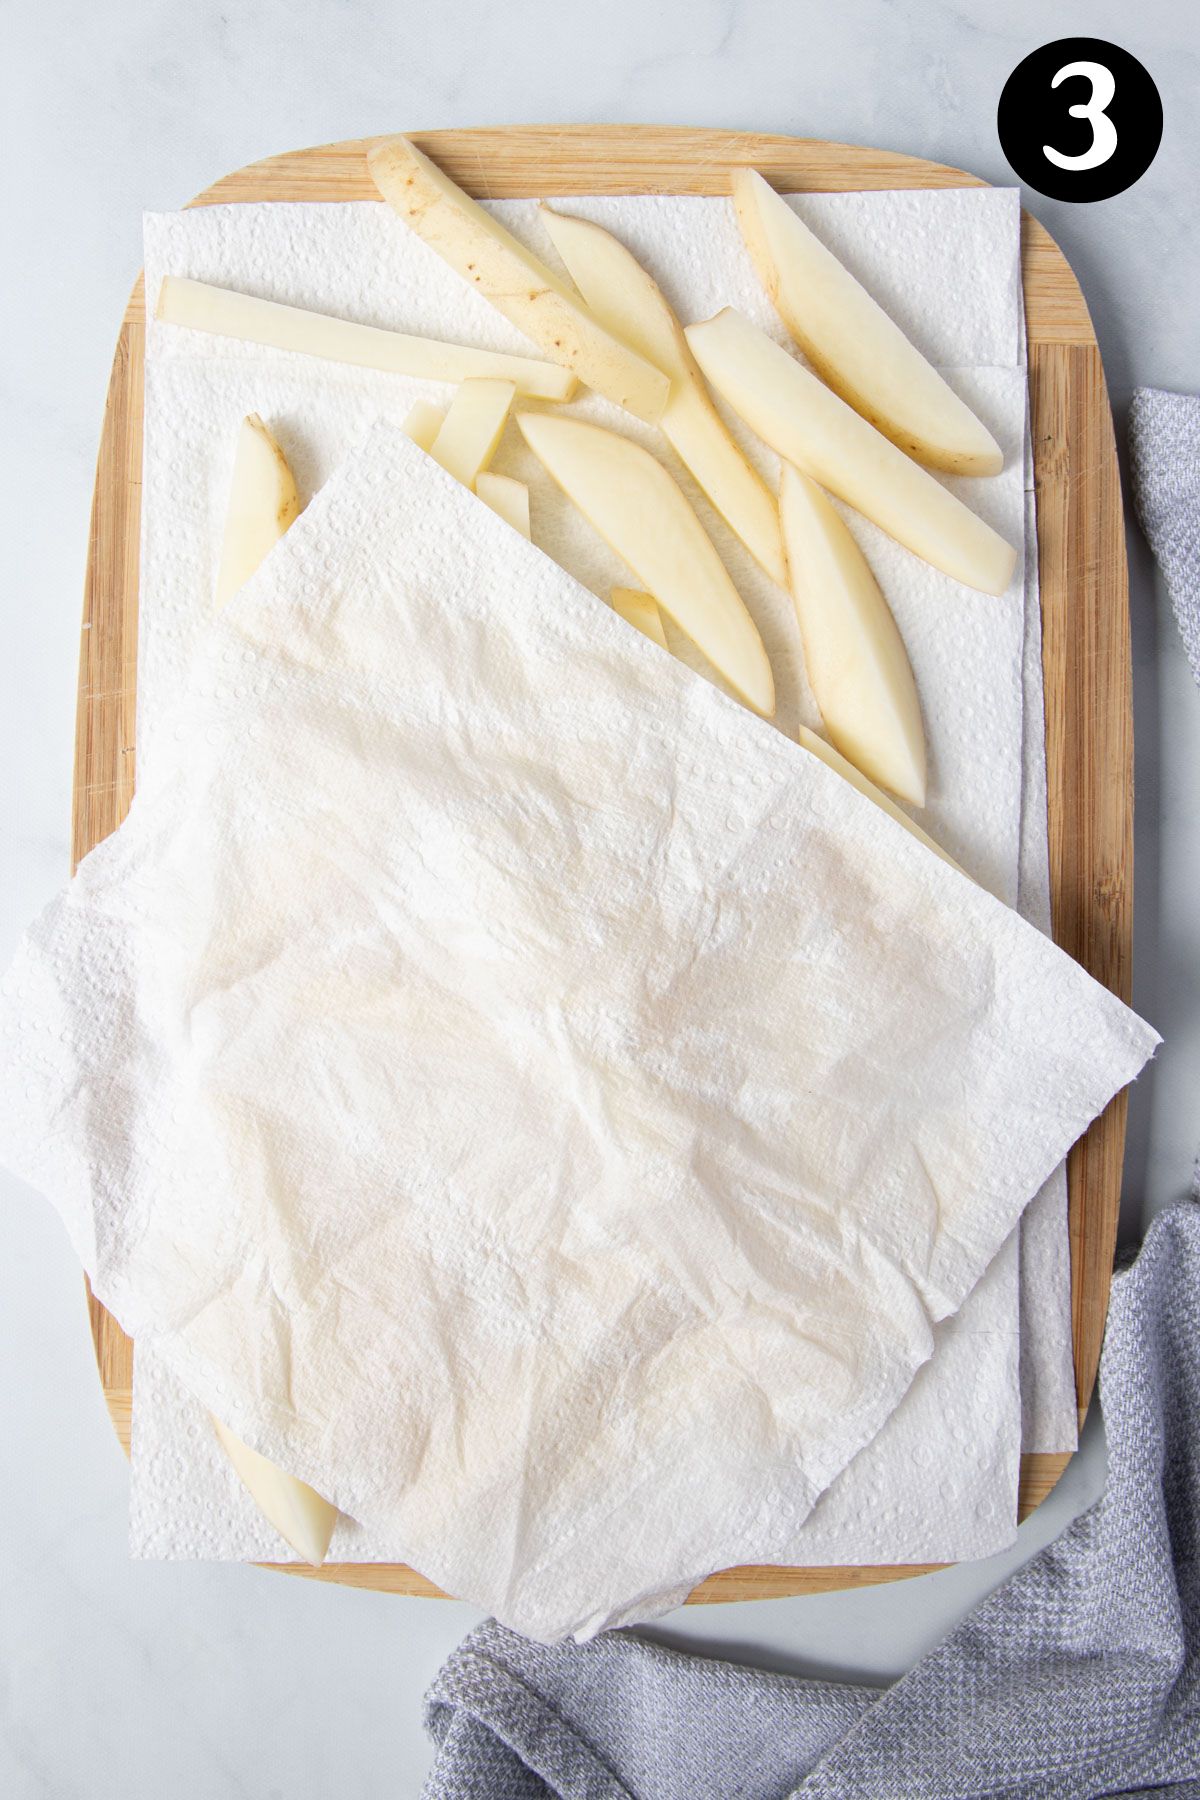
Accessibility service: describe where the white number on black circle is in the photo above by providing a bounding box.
[1043,60,1118,171]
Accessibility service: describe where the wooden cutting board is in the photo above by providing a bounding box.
[77,126,1131,1603]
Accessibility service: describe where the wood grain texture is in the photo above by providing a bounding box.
[78,126,1130,1603]
[1031,339,1133,1412]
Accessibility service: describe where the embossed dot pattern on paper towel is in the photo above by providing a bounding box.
[0,416,1157,1637]
[107,187,1067,1582]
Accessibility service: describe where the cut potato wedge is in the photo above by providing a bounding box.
[656,383,786,585]
[518,413,774,717]
[214,414,301,612]
[538,206,786,585]
[733,170,1003,477]
[211,1416,338,1568]
[403,398,447,452]
[605,561,955,869]
[686,309,1016,596]
[475,471,531,538]
[796,728,961,873]
[429,379,514,485]
[611,587,669,650]
[780,465,926,806]
[156,276,576,402]
[367,139,669,424]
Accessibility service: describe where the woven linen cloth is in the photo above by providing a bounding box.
[417,398,1200,1795]
[422,1199,1200,1798]
[1130,388,1200,684]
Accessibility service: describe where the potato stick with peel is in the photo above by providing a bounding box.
[686,308,1017,596]
[213,413,302,612]
[610,587,669,650]
[517,412,774,718]
[157,276,577,402]
[538,206,786,586]
[367,137,669,424]
[209,415,339,1566]
[733,169,1003,477]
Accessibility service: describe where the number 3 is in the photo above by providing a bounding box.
[1043,60,1118,171]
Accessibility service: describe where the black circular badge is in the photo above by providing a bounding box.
[998,39,1162,202]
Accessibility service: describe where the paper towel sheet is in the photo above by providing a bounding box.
[139,195,1030,891]
[133,189,1059,1573]
[546,194,1076,1461]
[124,189,1071,1577]
[0,420,1155,1640]
[132,1234,1020,1571]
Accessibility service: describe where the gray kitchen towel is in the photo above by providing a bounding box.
[419,399,1200,1797]
[1130,387,1200,684]
[422,1198,1200,1799]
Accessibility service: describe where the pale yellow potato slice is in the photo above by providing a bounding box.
[429,379,514,485]
[403,398,447,452]
[518,412,774,717]
[611,586,669,650]
[213,414,301,612]
[475,471,531,538]
[538,206,786,585]
[609,562,955,868]
[686,309,1016,596]
[615,572,954,868]
[780,464,926,807]
[733,170,1003,477]
[211,1417,337,1568]
[367,138,669,424]
[796,728,962,873]
[156,276,576,402]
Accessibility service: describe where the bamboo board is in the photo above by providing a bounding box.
[77,126,1131,1604]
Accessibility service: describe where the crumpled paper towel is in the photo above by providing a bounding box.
[0,420,1156,1639]
[130,186,1074,1578]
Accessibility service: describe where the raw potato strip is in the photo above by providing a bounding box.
[214,414,301,612]
[611,587,669,650]
[734,169,1003,478]
[780,464,926,807]
[210,417,338,1565]
[476,472,531,538]
[156,275,577,402]
[538,206,786,585]
[796,729,962,873]
[607,568,955,870]
[518,412,774,717]
[403,399,446,452]
[367,138,669,425]
[211,1418,337,1568]
[686,309,1017,597]
[429,379,514,485]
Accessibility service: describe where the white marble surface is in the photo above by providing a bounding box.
[1,1,1196,1792]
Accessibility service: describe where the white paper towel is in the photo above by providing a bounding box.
[132,1233,1019,1571]
[129,187,1064,1577]
[0,420,1155,1640]
[139,194,1030,892]
[0,183,1079,1601]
